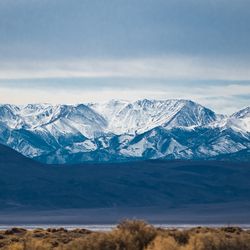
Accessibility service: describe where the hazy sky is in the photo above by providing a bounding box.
[0,0,249,114]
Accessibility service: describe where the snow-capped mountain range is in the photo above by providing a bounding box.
[0,99,249,164]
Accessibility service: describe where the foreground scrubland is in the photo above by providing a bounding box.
[1,220,250,250]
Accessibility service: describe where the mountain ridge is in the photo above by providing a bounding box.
[0,99,249,164]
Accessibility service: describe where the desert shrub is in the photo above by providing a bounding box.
[65,228,250,250]
[166,230,190,245]
[2,223,250,250]
[64,232,120,250]
[5,228,27,236]
[220,227,243,234]
[5,243,23,250]
[183,232,250,250]
[145,235,180,250]
[116,220,157,250]
[65,229,146,250]
[65,220,156,250]
[23,238,53,250]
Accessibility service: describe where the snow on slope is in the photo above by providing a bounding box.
[40,104,108,139]
[232,107,250,119]
[0,103,108,158]
[209,106,250,133]
[230,107,250,132]
[0,100,249,163]
[0,104,108,138]
[89,99,218,134]
[0,104,23,128]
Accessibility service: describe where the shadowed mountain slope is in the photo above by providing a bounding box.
[0,144,249,211]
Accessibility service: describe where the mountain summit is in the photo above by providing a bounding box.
[0,100,249,164]
[88,99,218,134]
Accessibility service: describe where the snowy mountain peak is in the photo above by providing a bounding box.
[0,104,22,128]
[228,107,250,133]
[95,99,218,134]
[231,107,250,119]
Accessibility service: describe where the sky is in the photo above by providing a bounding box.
[0,0,249,114]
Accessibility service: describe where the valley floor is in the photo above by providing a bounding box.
[1,202,250,226]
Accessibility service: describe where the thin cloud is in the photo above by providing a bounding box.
[0,57,250,81]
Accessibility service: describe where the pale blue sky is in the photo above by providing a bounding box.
[0,0,249,113]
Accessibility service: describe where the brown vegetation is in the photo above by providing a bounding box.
[0,221,250,250]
